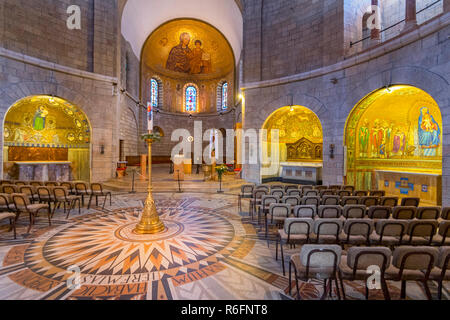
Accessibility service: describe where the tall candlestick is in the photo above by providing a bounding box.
[147,102,153,133]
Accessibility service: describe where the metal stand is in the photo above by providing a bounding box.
[217,175,224,193]
[129,169,136,194]
[177,170,182,193]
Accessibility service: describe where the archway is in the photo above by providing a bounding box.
[344,85,442,205]
[3,95,92,181]
[261,105,323,184]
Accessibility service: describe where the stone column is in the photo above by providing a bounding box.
[403,0,417,31]
[371,0,381,40]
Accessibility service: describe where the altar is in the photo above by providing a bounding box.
[13,161,72,181]
[375,170,442,206]
[280,162,323,185]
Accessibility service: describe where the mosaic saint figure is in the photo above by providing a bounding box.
[189,40,211,74]
[166,33,192,73]
[358,119,370,157]
[370,119,383,158]
[418,107,440,156]
[33,106,48,131]
[393,127,406,155]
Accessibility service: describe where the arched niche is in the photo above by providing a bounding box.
[261,105,323,180]
[344,85,442,204]
[3,95,92,181]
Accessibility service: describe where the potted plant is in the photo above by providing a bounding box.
[215,164,228,193]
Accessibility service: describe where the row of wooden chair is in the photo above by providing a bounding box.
[0,183,112,238]
[267,203,448,221]
[255,194,418,213]
[0,182,111,209]
[288,244,449,300]
[275,217,449,273]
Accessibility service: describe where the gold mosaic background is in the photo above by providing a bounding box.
[344,85,442,190]
[142,19,234,80]
[4,95,91,148]
[263,106,323,144]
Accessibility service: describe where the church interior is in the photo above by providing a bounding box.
[0,0,449,302]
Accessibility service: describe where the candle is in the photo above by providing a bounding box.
[147,102,153,133]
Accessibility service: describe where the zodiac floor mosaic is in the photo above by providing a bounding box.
[0,192,447,300]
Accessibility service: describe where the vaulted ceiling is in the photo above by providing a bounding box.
[121,0,243,64]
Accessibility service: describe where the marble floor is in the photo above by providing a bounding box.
[0,191,447,300]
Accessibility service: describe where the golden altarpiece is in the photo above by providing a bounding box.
[344,85,442,205]
[262,106,323,184]
[3,96,91,181]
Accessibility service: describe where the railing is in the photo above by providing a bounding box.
[350,0,442,47]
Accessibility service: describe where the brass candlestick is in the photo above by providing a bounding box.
[134,138,165,234]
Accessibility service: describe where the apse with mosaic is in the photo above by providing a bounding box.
[0,0,448,304]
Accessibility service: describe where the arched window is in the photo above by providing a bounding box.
[150,78,158,108]
[185,85,197,112]
[217,81,229,112]
[221,82,228,110]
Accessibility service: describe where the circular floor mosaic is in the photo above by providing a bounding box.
[4,202,254,300]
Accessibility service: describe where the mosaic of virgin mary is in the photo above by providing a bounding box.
[165,32,211,75]
[418,107,441,156]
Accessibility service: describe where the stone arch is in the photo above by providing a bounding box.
[0,80,114,182]
[2,94,93,181]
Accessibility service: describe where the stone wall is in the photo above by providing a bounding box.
[2,0,117,76]
[243,0,344,82]
[242,12,450,205]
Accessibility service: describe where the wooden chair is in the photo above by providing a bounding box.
[405,220,439,246]
[341,196,360,206]
[340,219,374,246]
[36,186,56,212]
[289,245,342,300]
[75,182,91,207]
[400,197,420,207]
[277,218,313,276]
[318,205,342,219]
[427,247,450,300]
[265,203,291,238]
[60,182,76,195]
[45,182,59,187]
[385,246,438,300]
[12,193,50,233]
[432,222,450,246]
[416,207,441,220]
[369,219,408,247]
[88,183,112,209]
[53,187,82,218]
[354,190,368,197]
[367,206,391,220]
[392,206,416,220]
[339,247,391,300]
[2,185,18,194]
[312,219,343,244]
[0,211,17,239]
[238,184,254,213]
[321,195,340,205]
[369,190,385,197]
[342,205,366,219]
[359,196,379,207]
[19,185,39,204]
[380,197,398,207]
[293,205,316,218]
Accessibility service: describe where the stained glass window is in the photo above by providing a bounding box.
[185,86,197,112]
[150,78,158,108]
[221,82,228,110]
